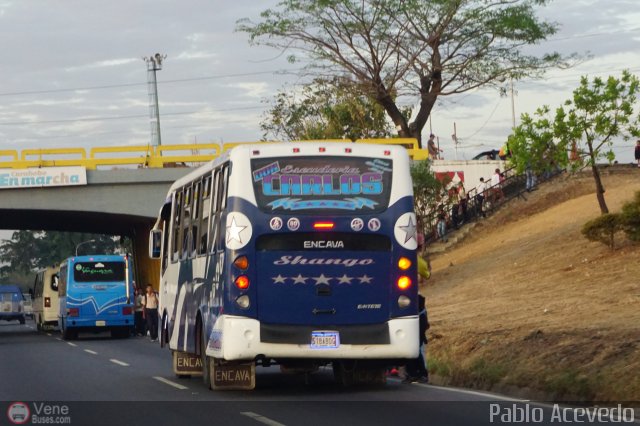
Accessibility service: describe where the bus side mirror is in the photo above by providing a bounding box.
[149,229,162,259]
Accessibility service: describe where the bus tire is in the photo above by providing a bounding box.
[19,316,26,325]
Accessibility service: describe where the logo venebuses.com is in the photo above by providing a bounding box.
[7,402,72,424]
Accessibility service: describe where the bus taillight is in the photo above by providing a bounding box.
[397,276,412,290]
[313,221,335,230]
[122,306,133,316]
[398,257,412,270]
[44,297,51,308]
[233,256,249,270]
[235,275,250,290]
[68,308,79,317]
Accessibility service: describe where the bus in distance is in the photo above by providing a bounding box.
[58,254,135,340]
[149,142,420,390]
[32,266,60,331]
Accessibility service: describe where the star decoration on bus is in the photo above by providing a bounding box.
[226,217,247,244]
[272,274,287,284]
[399,215,417,243]
[337,274,353,285]
[358,275,373,284]
[291,274,307,284]
[312,274,332,285]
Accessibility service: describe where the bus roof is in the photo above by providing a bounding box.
[0,284,22,293]
[167,141,411,194]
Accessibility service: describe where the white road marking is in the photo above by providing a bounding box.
[55,338,62,341]
[67,342,77,347]
[413,383,521,401]
[152,376,188,390]
[240,411,287,426]
[84,349,98,355]
[46,333,52,336]
[109,358,129,367]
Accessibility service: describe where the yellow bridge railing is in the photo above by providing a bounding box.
[0,139,428,170]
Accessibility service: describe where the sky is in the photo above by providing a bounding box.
[0,0,639,164]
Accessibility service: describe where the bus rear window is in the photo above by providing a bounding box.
[73,262,125,283]
[251,156,392,214]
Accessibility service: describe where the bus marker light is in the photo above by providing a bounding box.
[293,148,300,153]
[122,306,133,315]
[398,295,411,308]
[234,256,249,270]
[384,150,391,156]
[235,275,250,290]
[252,150,260,155]
[236,295,250,309]
[319,147,326,152]
[397,276,412,290]
[45,297,51,308]
[398,257,412,270]
[313,221,334,230]
[345,148,352,153]
[68,308,79,317]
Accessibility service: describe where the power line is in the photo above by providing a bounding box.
[0,106,264,126]
[0,69,300,98]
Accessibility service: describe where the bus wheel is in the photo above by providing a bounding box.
[63,326,76,340]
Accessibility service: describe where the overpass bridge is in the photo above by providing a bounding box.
[0,140,428,288]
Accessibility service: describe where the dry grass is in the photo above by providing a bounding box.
[423,171,640,401]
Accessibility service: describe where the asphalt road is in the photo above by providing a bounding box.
[1,320,633,426]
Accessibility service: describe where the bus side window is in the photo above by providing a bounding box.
[220,164,229,210]
[190,180,201,258]
[181,185,193,261]
[172,190,184,263]
[58,265,67,297]
[198,174,212,256]
[210,168,221,254]
[51,274,59,291]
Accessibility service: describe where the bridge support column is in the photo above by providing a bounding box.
[132,223,160,292]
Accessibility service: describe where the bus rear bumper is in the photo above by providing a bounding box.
[206,316,419,361]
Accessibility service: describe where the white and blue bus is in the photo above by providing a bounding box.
[150,142,420,389]
[58,254,135,340]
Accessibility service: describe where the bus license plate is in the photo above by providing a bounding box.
[96,320,106,327]
[310,331,340,349]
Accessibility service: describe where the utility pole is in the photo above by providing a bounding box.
[143,53,166,147]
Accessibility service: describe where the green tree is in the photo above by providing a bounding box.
[261,77,398,141]
[0,231,125,283]
[238,0,573,146]
[411,159,445,236]
[510,71,640,214]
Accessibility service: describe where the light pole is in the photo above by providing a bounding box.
[75,239,95,256]
[143,53,166,148]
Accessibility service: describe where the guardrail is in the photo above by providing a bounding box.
[0,138,429,170]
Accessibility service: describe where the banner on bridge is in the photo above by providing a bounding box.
[0,166,87,189]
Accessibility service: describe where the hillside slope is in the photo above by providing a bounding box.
[424,170,640,401]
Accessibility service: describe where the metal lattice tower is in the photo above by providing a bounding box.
[143,54,166,147]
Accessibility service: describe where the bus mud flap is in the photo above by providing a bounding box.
[173,350,203,376]
[212,360,256,390]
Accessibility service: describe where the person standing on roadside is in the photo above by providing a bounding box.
[133,288,146,337]
[635,140,640,168]
[143,284,159,342]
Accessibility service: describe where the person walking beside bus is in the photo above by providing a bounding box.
[143,285,159,342]
[403,294,430,384]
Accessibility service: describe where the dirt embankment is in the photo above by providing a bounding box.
[423,170,640,401]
